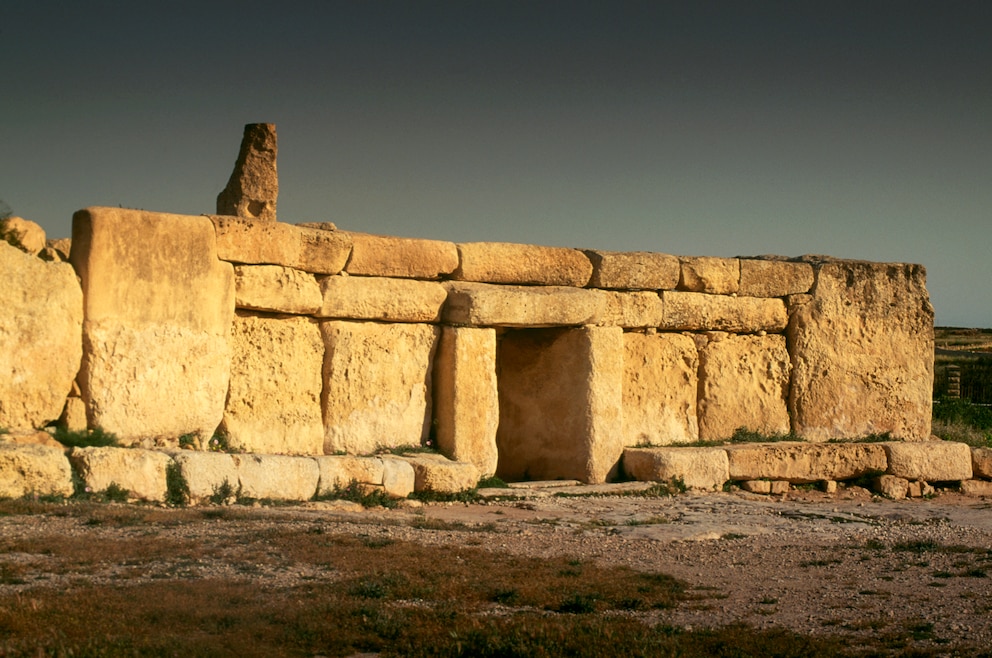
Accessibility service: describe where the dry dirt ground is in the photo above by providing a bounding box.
[3,483,992,654]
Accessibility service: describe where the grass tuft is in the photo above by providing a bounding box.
[53,427,118,449]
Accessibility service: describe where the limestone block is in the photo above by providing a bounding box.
[234,265,321,314]
[622,333,698,446]
[342,231,458,279]
[315,455,385,495]
[321,321,439,455]
[400,453,480,493]
[72,208,234,444]
[874,475,909,500]
[433,327,499,477]
[443,282,605,327]
[222,313,324,455]
[44,238,72,262]
[679,257,740,294]
[0,430,63,450]
[739,259,815,297]
[584,250,681,290]
[697,334,791,441]
[972,447,992,479]
[622,447,728,491]
[496,326,624,484]
[211,216,352,275]
[599,291,665,328]
[216,123,279,221]
[769,480,790,494]
[317,275,447,322]
[661,292,788,333]
[960,480,992,497]
[788,262,933,441]
[454,242,593,287]
[71,447,171,502]
[0,443,74,498]
[741,480,772,494]
[171,452,239,504]
[381,457,416,497]
[233,454,319,501]
[0,242,83,430]
[884,441,972,481]
[60,397,88,432]
[1,216,46,255]
[724,442,887,483]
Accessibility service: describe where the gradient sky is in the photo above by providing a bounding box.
[3,1,990,327]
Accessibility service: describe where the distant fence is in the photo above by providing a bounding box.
[934,358,992,405]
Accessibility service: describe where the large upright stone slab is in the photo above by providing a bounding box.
[321,321,439,455]
[71,208,234,444]
[584,250,680,290]
[454,242,593,287]
[341,231,458,279]
[622,332,698,446]
[433,327,499,477]
[0,243,83,430]
[496,326,623,484]
[216,123,278,221]
[789,261,934,441]
[222,313,324,455]
[443,282,605,327]
[697,333,791,441]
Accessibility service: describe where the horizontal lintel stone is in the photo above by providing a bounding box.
[598,291,665,328]
[341,231,458,279]
[317,275,448,322]
[442,282,605,327]
[210,216,352,274]
[739,258,815,297]
[583,250,680,290]
[453,242,593,287]
[234,265,322,314]
[661,291,788,333]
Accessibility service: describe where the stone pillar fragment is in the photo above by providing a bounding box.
[495,326,623,484]
[70,207,234,444]
[433,327,499,477]
[622,332,698,446]
[788,261,934,441]
[216,123,278,221]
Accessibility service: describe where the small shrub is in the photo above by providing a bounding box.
[408,488,481,504]
[165,462,190,507]
[477,475,509,489]
[178,433,198,449]
[103,482,129,503]
[53,427,118,449]
[210,479,236,505]
[316,480,397,509]
[729,427,797,444]
[206,431,233,453]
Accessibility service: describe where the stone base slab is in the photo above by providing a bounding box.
[0,443,74,498]
[623,447,728,491]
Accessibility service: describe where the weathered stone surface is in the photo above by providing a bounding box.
[622,333,698,446]
[400,453,480,493]
[71,208,234,443]
[0,242,83,430]
[317,275,447,322]
[216,123,278,221]
[381,457,416,497]
[875,474,909,500]
[321,321,439,455]
[661,292,788,333]
[960,479,992,497]
[234,265,321,314]
[171,451,238,504]
[1,216,46,255]
[443,282,605,327]
[71,447,171,502]
[789,261,933,441]
[342,231,458,279]
[433,327,499,477]
[223,313,324,455]
[724,442,887,483]
[697,333,791,441]
[599,291,665,328]
[454,242,593,287]
[884,441,973,481]
[741,480,772,494]
[60,397,88,432]
[739,259,815,297]
[496,326,624,484]
[972,447,992,479]
[584,250,680,290]
[211,216,352,275]
[315,455,385,495]
[44,238,72,262]
[622,447,728,491]
[0,443,74,498]
[769,480,790,494]
[679,257,740,294]
[0,430,63,450]
[233,454,319,501]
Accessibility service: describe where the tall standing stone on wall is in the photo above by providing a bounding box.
[321,321,439,455]
[216,123,278,221]
[71,208,234,444]
[222,312,324,455]
[496,326,624,483]
[622,332,698,446]
[0,243,83,429]
[789,261,934,441]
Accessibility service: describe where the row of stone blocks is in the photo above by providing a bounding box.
[0,439,481,504]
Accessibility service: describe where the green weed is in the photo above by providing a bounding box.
[53,427,118,449]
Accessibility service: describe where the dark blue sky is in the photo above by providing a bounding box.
[3,1,990,326]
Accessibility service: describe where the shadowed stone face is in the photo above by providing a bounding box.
[216,123,279,221]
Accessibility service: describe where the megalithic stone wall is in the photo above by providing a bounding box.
[1,207,935,485]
